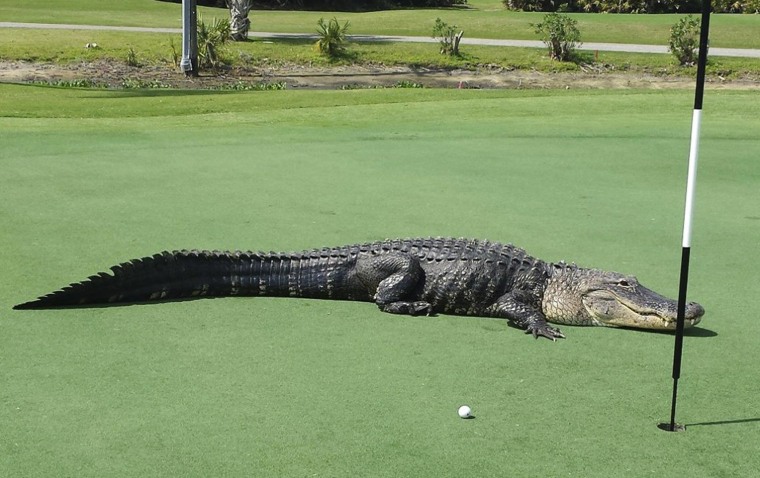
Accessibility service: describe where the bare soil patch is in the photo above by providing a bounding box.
[1,59,757,90]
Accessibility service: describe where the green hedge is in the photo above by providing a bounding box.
[158,0,468,10]
[503,0,760,13]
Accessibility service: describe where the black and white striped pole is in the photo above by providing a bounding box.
[660,0,712,433]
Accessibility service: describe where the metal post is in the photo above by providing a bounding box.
[180,0,198,76]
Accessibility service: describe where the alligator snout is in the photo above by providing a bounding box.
[685,301,705,325]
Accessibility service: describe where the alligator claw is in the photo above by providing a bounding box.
[525,324,565,341]
[380,300,433,316]
[409,301,433,316]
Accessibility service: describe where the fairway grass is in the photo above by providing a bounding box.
[2,85,759,477]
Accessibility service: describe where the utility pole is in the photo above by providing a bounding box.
[180,0,198,76]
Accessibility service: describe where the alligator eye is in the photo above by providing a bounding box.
[618,280,630,287]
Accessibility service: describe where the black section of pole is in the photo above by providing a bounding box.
[669,247,691,431]
[693,0,712,110]
[189,1,198,74]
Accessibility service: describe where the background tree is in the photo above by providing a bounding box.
[227,0,253,41]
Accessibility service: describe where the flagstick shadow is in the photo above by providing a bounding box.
[682,326,717,338]
[687,418,760,427]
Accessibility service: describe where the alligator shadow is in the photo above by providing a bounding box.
[617,325,718,338]
[13,295,223,310]
[12,300,718,339]
[488,321,718,338]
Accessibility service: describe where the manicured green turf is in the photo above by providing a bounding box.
[1,0,759,48]
[2,84,759,477]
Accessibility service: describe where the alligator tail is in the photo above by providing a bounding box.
[13,249,357,309]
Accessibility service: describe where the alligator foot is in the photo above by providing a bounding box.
[379,301,433,316]
[525,323,565,341]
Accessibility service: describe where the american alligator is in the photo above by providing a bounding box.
[13,237,705,340]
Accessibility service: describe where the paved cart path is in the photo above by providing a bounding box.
[2,21,759,58]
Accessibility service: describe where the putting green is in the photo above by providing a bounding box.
[2,85,759,477]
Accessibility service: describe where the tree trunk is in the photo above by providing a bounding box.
[453,31,464,55]
[227,0,252,41]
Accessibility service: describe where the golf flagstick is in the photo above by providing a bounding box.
[661,1,712,433]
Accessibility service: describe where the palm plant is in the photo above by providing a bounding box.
[315,17,350,59]
[198,17,231,69]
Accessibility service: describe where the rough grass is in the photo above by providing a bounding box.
[2,29,759,81]
[2,0,758,80]
[1,0,759,48]
[2,84,759,477]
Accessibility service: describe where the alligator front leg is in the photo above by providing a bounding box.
[354,252,432,316]
[489,293,565,341]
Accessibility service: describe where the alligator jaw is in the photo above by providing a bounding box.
[581,287,705,330]
[543,265,705,331]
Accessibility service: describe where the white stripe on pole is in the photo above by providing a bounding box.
[682,109,702,248]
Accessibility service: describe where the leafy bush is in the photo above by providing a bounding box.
[501,0,760,12]
[121,79,172,89]
[315,17,351,58]
[126,48,140,67]
[432,18,463,56]
[31,79,106,88]
[198,17,231,68]
[668,15,702,66]
[214,80,288,90]
[503,0,556,11]
[169,38,180,68]
[532,13,581,62]
[265,0,467,9]
[712,0,760,12]
[158,0,468,11]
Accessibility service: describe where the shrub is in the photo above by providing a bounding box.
[432,18,463,56]
[532,13,581,62]
[126,48,140,67]
[315,17,351,58]
[668,15,702,66]
[169,38,180,68]
[502,0,714,12]
[254,0,467,9]
[198,17,231,68]
[503,0,556,11]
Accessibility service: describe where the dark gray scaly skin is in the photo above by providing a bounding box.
[13,238,706,340]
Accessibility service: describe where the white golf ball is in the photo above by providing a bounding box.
[458,405,472,418]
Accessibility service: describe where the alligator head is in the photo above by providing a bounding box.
[542,264,705,330]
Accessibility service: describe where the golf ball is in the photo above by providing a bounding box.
[458,405,472,418]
